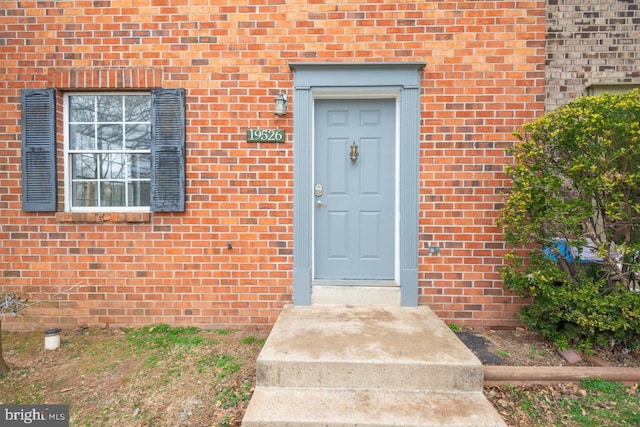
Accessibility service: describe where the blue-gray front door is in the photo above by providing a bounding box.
[314,98,396,280]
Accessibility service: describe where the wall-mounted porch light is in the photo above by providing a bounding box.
[274,92,288,116]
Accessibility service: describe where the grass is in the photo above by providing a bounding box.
[528,345,547,358]
[240,336,266,346]
[0,325,266,426]
[493,379,640,426]
[448,323,466,332]
[216,381,253,409]
[212,354,242,379]
[123,324,216,350]
[3,325,638,426]
[571,379,640,426]
[496,349,511,358]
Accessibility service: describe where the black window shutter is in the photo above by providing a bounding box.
[150,88,186,212]
[21,89,57,212]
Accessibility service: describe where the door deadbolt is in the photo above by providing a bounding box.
[314,184,323,197]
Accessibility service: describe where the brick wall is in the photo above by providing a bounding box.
[547,0,640,110]
[0,1,546,331]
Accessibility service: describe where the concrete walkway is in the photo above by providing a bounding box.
[242,305,506,426]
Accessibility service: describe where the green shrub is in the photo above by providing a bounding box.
[503,253,640,350]
[500,90,640,350]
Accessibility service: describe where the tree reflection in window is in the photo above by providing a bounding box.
[68,94,151,208]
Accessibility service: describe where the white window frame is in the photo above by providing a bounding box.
[63,92,152,213]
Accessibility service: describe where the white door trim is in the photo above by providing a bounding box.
[311,93,400,284]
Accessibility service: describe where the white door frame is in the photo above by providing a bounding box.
[311,93,400,283]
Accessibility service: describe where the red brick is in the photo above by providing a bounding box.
[0,0,545,331]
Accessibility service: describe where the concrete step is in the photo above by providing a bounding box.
[242,387,505,427]
[242,305,506,426]
[255,305,483,392]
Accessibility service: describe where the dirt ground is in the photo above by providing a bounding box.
[464,328,640,426]
[0,327,268,426]
[1,324,638,426]
[462,327,640,368]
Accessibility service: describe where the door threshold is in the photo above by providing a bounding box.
[313,279,398,287]
[311,281,401,306]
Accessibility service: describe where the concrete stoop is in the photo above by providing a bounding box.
[242,305,506,427]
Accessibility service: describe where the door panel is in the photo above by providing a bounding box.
[360,138,381,194]
[327,138,349,194]
[359,211,381,258]
[314,99,395,280]
[327,210,349,259]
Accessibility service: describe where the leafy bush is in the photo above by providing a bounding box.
[500,90,640,350]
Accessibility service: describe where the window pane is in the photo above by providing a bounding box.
[97,95,123,122]
[72,153,97,179]
[100,181,126,207]
[128,153,151,179]
[70,124,95,150]
[69,96,95,122]
[67,93,152,210]
[125,124,151,150]
[97,124,123,150]
[100,153,125,180]
[72,182,98,207]
[129,181,150,207]
[125,95,151,122]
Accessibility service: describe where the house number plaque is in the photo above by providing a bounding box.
[246,129,285,143]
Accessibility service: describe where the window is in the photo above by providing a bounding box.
[586,83,640,96]
[21,88,186,213]
[66,93,152,211]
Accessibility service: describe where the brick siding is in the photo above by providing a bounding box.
[546,0,640,110]
[0,1,546,331]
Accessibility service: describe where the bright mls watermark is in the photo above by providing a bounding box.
[1,405,68,426]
